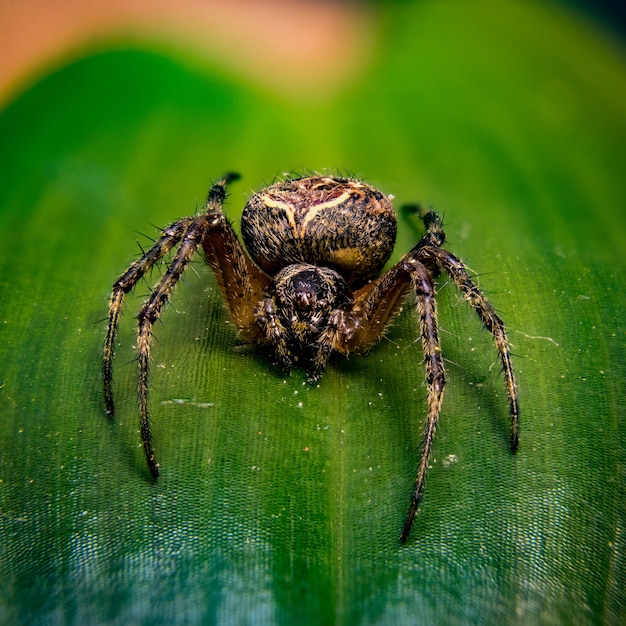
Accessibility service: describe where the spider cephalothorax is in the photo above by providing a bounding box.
[103,173,519,542]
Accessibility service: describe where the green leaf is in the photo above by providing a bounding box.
[1,2,624,624]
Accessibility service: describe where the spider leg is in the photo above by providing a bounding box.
[103,218,195,415]
[334,208,447,356]
[136,218,210,477]
[104,174,241,476]
[333,272,411,355]
[308,308,346,381]
[256,295,294,370]
[201,215,271,342]
[420,246,519,452]
[401,260,446,543]
[332,253,445,542]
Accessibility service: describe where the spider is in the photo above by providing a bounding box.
[103,173,519,543]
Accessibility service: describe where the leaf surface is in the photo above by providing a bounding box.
[1,3,624,624]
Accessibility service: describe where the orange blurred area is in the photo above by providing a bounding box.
[0,0,374,106]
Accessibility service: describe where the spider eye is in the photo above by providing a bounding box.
[294,286,315,308]
[292,272,322,308]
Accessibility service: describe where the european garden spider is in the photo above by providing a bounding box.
[103,173,519,542]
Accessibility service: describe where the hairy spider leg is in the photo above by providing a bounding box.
[422,247,520,452]
[330,250,446,543]
[104,174,242,477]
[401,260,445,543]
[412,206,518,449]
[335,206,517,542]
[103,217,195,416]
[332,208,446,356]
[200,211,271,342]
[257,298,293,369]
[402,211,518,541]
[311,313,345,380]
[333,269,412,356]
[136,218,214,477]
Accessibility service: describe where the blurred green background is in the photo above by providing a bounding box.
[1,1,624,624]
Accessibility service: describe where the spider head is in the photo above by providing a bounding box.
[274,264,349,320]
[262,263,351,378]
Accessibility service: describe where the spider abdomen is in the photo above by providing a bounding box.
[241,176,397,285]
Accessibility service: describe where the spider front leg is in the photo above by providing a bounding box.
[334,256,446,543]
[104,174,242,477]
[135,218,211,477]
[103,217,195,416]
